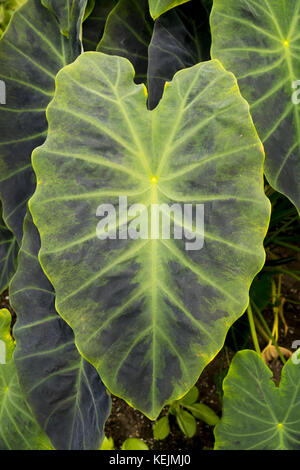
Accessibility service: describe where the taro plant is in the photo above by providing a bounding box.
[0,0,299,450]
[153,386,219,440]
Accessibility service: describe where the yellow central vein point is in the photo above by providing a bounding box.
[151,176,158,184]
[283,40,289,47]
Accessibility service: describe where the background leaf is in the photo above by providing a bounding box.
[97,0,153,84]
[0,308,53,450]
[82,0,117,51]
[41,0,87,37]
[0,202,18,294]
[0,0,86,242]
[211,0,300,212]
[30,53,270,419]
[214,350,300,450]
[148,0,211,109]
[10,213,111,450]
[148,0,191,20]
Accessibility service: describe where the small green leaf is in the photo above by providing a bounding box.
[168,404,177,416]
[100,436,115,450]
[180,385,199,405]
[121,438,149,450]
[186,403,219,426]
[176,409,197,438]
[153,416,170,440]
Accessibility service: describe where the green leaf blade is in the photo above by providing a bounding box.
[148,0,211,109]
[149,0,191,19]
[0,308,53,450]
[10,213,111,450]
[153,416,170,439]
[214,350,300,450]
[176,409,196,437]
[0,0,86,242]
[30,53,270,419]
[211,0,300,213]
[0,203,18,295]
[83,0,117,51]
[97,0,153,84]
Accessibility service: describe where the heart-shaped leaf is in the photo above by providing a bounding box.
[83,0,117,51]
[30,53,270,419]
[0,308,53,450]
[214,350,300,450]
[10,213,111,450]
[148,0,211,109]
[97,0,153,84]
[0,0,86,242]
[149,0,191,19]
[0,203,18,295]
[211,0,300,212]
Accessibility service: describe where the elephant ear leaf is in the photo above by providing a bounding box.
[214,350,300,450]
[148,0,191,19]
[211,0,300,213]
[30,53,270,419]
[0,308,53,450]
[148,0,211,109]
[97,0,153,85]
[0,0,86,243]
[41,0,87,37]
[82,0,117,51]
[0,203,18,295]
[10,213,111,450]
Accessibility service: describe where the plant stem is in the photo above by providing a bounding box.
[247,303,261,355]
[251,302,286,364]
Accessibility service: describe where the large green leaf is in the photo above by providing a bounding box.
[82,0,117,51]
[97,0,153,84]
[214,350,300,450]
[0,308,53,450]
[0,0,86,243]
[0,202,18,294]
[148,0,211,109]
[30,53,270,419]
[148,0,191,19]
[211,0,300,213]
[10,213,111,450]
